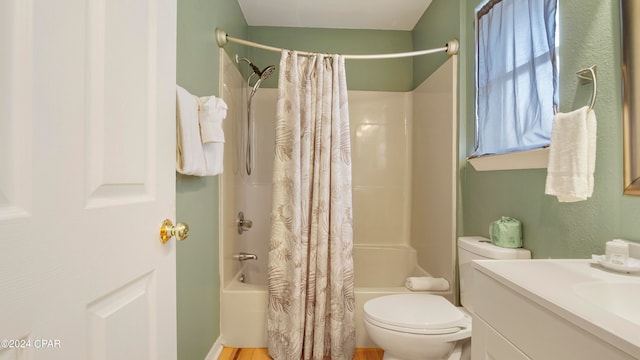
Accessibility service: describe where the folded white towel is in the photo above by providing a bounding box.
[176,85,206,176]
[545,106,597,202]
[405,277,450,291]
[198,96,228,175]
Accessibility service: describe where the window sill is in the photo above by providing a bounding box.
[467,147,549,171]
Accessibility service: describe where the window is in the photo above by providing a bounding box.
[473,0,558,157]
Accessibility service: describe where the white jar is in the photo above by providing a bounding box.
[605,239,629,265]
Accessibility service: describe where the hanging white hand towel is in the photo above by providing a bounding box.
[545,106,597,202]
[176,85,206,175]
[198,95,227,175]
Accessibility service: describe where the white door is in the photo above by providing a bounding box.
[0,0,178,359]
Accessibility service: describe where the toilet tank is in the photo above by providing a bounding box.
[458,236,531,313]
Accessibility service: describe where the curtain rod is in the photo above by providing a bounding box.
[215,28,459,59]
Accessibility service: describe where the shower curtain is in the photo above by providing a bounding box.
[267,50,355,360]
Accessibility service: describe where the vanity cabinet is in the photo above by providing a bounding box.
[472,316,531,360]
[471,267,637,360]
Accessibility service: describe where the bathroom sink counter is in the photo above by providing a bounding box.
[473,259,640,358]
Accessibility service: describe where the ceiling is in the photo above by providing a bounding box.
[237,0,433,31]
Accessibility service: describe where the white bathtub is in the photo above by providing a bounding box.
[221,244,450,348]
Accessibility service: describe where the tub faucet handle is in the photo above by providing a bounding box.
[237,211,253,234]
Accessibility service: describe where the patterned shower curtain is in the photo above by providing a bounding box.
[267,50,355,360]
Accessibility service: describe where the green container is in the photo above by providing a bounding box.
[489,216,522,248]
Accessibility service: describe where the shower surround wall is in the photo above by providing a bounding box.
[411,57,458,292]
[219,50,271,288]
[350,91,413,246]
[219,51,457,346]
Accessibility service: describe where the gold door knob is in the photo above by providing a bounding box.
[160,219,189,244]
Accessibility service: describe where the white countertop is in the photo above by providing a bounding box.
[473,259,640,358]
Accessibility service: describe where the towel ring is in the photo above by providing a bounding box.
[576,65,597,110]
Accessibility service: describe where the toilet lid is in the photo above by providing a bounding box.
[364,294,467,334]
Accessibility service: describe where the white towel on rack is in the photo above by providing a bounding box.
[176,85,207,176]
[545,106,597,202]
[198,95,227,175]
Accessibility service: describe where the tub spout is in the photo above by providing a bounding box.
[234,252,258,261]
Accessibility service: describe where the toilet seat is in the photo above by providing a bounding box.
[363,294,469,335]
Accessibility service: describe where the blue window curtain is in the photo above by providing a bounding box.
[474,0,558,156]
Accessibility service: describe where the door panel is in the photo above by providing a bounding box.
[85,0,157,206]
[0,0,177,359]
[0,0,33,220]
[86,272,156,360]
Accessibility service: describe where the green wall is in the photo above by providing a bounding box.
[461,0,640,259]
[176,0,247,359]
[412,0,461,88]
[246,27,414,91]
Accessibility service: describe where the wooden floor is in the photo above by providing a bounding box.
[218,347,384,360]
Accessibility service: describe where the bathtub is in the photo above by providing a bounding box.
[221,244,451,348]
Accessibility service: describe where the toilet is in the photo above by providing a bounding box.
[363,236,531,360]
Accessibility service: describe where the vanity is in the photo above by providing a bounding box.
[472,259,640,359]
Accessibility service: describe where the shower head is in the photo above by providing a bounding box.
[249,65,276,99]
[259,65,276,80]
[250,66,275,95]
